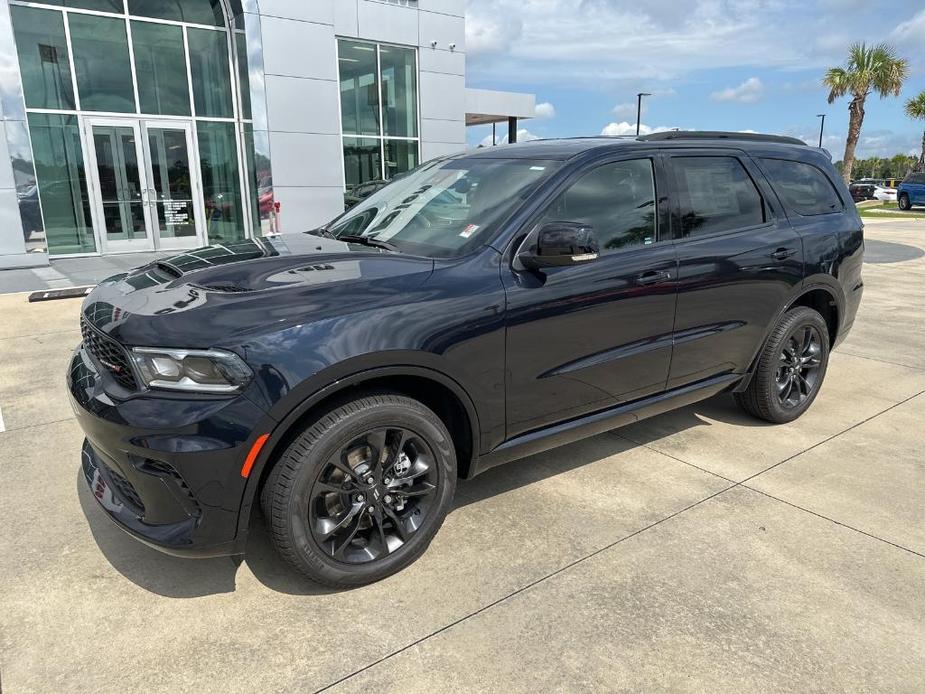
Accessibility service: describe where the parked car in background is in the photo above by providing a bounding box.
[849,182,876,202]
[898,172,925,210]
[872,182,898,202]
[70,132,863,587]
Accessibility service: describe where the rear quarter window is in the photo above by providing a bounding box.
[761,158,843,216]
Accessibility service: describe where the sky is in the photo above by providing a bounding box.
[463,0,925,161]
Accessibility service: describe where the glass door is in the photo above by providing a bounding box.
[84,118,153,253]
[141,120,205,250]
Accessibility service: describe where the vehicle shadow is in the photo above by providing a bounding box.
[79,392,756,597]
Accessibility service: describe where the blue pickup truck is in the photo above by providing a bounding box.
[897,172,925,210]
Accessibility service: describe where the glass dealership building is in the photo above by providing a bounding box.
[0,0,533,269]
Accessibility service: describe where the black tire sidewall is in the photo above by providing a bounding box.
[272,396,456,586]
[899,194,911,210]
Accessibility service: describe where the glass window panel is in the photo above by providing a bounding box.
[40,0,124,11]
[760,158,843,216]
[384,139,418,180]
[69,13,135,113]
[673,157,765,237]
[128,0,225,27]
[197,121,245,243]
[243,126,272,235]
[92,125,147,240]
[148,128,197,239]
[343,137,382,190]
[131,22,191,116]
[10,6,75,110]
[339,40,380,136]
[380,46,417,138]
[27,113,95,255]
[235,32,252,120]
[188,28,234,118]
[539,159,657,254]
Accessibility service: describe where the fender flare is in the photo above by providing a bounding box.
[734,279,843,393]
[233,362,482,541]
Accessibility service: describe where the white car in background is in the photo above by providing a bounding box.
[872,184,898,202]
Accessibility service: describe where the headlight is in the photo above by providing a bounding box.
[130,347,252,393]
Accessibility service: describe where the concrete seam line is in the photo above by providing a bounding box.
[0,416,75,435]
[0,405,5,433]
[609,431,739,484]
[313,483,739,693]
[0,329,81,343]
[741,485,925,559]
[739,388,925,486]
[836,350,925,372]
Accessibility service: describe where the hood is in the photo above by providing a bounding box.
[82,233,435,348]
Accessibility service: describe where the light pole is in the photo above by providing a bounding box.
[816,113,826,148]
[636,92,651,136]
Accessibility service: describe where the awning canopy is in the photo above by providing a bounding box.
[465,88,535,126]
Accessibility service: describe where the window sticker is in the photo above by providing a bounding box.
[459,224,479,238]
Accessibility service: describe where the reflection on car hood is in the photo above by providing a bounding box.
[81,233,435,348]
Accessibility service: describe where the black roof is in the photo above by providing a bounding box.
[465,131,812,161]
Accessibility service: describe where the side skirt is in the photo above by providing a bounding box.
[472,373,741,477]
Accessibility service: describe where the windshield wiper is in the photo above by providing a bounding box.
[306,226,336,239]
[337,234,399,252]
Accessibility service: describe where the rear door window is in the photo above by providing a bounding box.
[760,158,843,216]
[671,156,765,237]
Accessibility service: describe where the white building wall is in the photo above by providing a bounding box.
[254,0,467,231]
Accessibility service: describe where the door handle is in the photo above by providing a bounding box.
[636,269,672,286]
[771,247,797,261]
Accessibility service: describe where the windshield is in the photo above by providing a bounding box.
[326,157,561,258]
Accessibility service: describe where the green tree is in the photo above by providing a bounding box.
[824,42,909,183]
[905,91,925,172]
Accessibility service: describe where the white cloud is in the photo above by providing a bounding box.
[465,10,523,55]
[600,121,674,137]
[613,102,640,118]
[479,128,541,147]
[891,9,925,46]
[534,101,556,119]
[710,77,764,103]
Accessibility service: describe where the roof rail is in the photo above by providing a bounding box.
[638,131,808,146]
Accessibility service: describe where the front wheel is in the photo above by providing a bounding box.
[735,307,830,424]
[260,393,457,587]
[898,193,912,211]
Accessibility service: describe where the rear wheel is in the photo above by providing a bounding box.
[261,393,456,587]
[735,307,830,423]
[898,193,912,210]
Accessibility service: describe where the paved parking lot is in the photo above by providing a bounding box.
[0,219,923,693]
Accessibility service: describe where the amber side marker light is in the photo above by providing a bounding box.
[241,433,270,478]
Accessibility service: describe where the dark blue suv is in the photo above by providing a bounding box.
[898,172,925,210]
[69,132,864,586]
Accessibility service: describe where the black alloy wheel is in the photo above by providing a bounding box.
[775,325,824,409]
[308,426,439,564]
[735,306,830,423]
[261,393,456,587]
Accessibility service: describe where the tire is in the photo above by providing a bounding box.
[735,307,830,424]
[898,193,912,211]
[260,392,457,587]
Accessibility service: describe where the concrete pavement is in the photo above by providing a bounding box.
[0,218,922,692]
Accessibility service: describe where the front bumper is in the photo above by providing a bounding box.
[69,344,272,557]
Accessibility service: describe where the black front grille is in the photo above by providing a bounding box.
[80,317,138,391]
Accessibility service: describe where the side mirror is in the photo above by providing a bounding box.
[518,222,600,270]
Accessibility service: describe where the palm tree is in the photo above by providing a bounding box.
[906,91,925,172]
[824,42,909,183]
